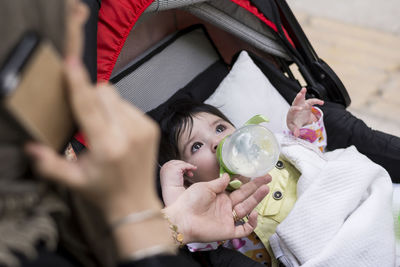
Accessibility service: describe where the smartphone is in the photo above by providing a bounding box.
[0,32,75,152]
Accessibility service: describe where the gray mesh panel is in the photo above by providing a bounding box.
[186,2,289,59]
[146,0,207,12]
[144,0,289,59]
[113,28,219,112]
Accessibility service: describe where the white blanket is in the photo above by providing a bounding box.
[269,135,395,267]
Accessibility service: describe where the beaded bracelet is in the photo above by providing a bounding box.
[162,212,184,247]
[110,209,184,248]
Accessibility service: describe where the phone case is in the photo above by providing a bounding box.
[3,41,74,151]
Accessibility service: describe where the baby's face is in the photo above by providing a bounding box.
[177,112,235,183]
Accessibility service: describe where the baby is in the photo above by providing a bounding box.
[158,88,324,266]
[157,88,394,266]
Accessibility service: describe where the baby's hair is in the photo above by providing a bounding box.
[157,99,233,166]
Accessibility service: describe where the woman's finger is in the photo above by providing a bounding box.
[65,0,89,59]
[95,83,124,121]
[117,99,160,148]
[65,57,108,143]
[97,84,146,132]
[25,143,85,189]
[232,210,259,238]
[230,175,271,206]
[233,185,269,219]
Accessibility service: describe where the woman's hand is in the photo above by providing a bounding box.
[160,160,197,206]
[163,173,271,244]
[286,88,324,137]
[26,56,162,223]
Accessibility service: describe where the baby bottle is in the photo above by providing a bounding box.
[217,115,280,180]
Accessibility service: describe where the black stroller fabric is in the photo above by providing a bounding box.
[250,0,351,107]
[322,102,400,181]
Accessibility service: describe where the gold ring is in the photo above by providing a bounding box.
[232,209,240,222]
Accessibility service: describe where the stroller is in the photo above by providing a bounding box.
[77,0,399,181]
[74,0,400,265]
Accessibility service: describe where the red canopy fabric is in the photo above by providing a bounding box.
[96,0,294,82]
[97,0,154,82]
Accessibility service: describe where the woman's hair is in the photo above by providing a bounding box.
[157,99,233,165]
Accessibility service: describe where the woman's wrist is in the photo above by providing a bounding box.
[112,214,176,260]
[103,194,163,225]
[107,197,190,260]
[162,204,193,244]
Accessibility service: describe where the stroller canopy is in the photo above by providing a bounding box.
[98,0,295,80]
[97,0,350,107]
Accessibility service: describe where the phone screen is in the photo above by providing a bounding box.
[1,34,75,151]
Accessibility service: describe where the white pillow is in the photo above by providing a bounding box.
[205,51,290,133]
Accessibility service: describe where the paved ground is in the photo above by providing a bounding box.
[286,0,400,35]
[286,1,400,137]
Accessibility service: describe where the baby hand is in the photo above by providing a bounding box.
[160,160,197,206]
[286,88,324,137]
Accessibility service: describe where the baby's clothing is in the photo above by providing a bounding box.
[187,108,326,266]
[252,158,300,266]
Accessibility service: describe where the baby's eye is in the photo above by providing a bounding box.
[191,142,203,153]
[216,124,226,133]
